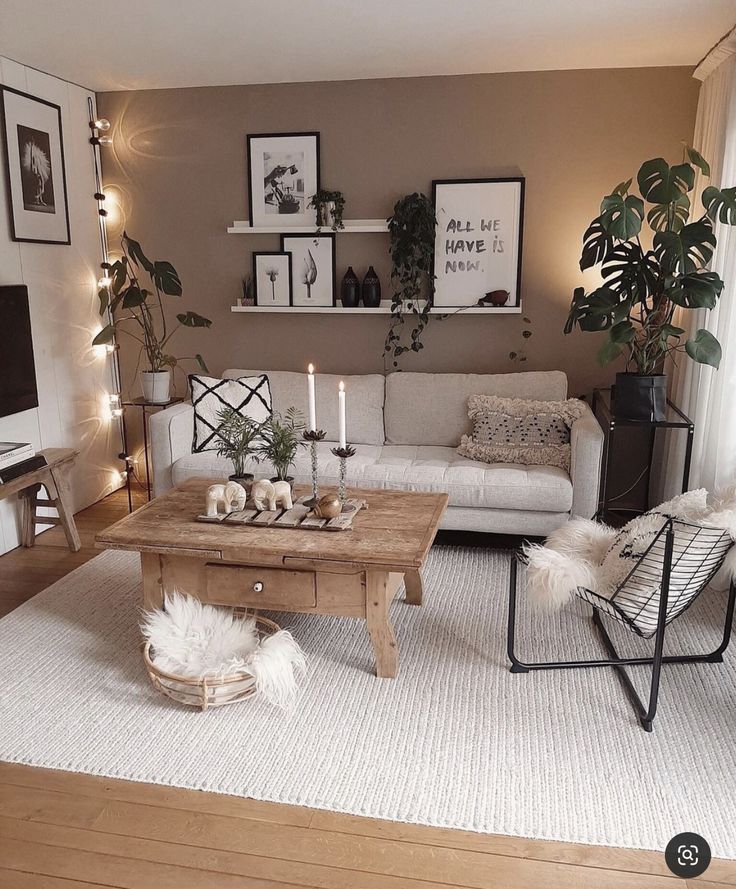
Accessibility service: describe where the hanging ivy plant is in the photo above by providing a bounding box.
[384,193,437,368]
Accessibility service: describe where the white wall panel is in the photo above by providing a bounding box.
[0,57,121,555]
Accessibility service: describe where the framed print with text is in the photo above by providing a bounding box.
[432,178,524,308]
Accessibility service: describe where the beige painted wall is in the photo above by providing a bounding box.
[98,67,699,398]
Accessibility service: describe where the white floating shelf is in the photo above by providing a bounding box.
[227,218,387,234]
[231,305,522,315]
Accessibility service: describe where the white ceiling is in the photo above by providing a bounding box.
[1,0,734,92]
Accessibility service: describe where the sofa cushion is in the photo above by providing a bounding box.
[224,369,385,446]
[171,442,572,513]
[190,373,272,452]
[384,371,568,447]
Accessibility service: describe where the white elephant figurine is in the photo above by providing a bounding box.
[205,481,247,517]
[251,478,293,511]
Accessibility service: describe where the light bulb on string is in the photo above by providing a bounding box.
[98,274,112,288]
[94,118,111,132]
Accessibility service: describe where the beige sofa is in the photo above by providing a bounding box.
[150,368,603,535]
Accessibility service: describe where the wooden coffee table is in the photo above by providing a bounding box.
[96,479,447,678]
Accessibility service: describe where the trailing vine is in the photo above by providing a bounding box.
[384,192,437,369]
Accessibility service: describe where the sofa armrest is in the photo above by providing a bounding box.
[569,401,604,519]
[149,402,194,497]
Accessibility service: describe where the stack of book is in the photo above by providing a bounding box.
[0,442,46,484]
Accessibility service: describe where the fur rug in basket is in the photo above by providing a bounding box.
[525,486,736,611]
[141,594,306,708]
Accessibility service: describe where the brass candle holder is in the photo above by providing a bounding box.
[330,444,356,503]
[302,429,326,507]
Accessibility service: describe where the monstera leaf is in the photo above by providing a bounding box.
[123,232,154,273]
[666,270,724,309]
[685,329,722,369]
[176,311,212,328]
[685,144,710,177]
[647,192,690,233]
[568,286,630,332]
[579,217,613,270]
[654,219,715,274]
[637,158,694,204]
[153,260,182,296]
[702,186,736,225]
[599,192,645,240]
[601,241,658,302]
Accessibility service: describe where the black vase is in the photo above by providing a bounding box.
[362,266,382,308]
[613,372,667,422]
[341,267,360,308]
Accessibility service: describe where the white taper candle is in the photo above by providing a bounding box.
[307,363,316,431]
[338,380,347,449]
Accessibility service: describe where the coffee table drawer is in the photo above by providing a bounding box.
[205,564,316,608]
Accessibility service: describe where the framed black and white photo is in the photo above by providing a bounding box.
[253,251,292,307]
[247,132,320,228]
[0,87,70,245]
[432,178,524,309]
[281,233,335,307]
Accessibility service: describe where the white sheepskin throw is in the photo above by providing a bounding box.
[525,486,736,611]
[141,594,306,708]
[458,394,587,471]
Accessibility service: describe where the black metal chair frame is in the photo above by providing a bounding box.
[507,518,736,732]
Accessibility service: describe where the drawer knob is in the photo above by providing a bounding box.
[253,581,264,593]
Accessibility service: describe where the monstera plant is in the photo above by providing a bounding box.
[93,232,211,403]
[565,146,736,420]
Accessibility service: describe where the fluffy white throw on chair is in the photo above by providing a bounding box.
[141,593,307,708]
[525,487,736,611]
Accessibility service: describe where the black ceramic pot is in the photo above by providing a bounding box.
[341,267,360,307]
[613,373,667,422]
[362,266,382,308]
[229,473,254,494]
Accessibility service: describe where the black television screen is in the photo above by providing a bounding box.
[0,285,39,419]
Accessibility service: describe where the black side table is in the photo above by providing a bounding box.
[122,396,185,509]
[592,388,694,523]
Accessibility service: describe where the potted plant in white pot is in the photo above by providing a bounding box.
[565,146,736,421]
[93,232,211,403]
[308,189,345,231]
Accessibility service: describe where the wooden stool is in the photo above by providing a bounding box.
[1,448,81,553]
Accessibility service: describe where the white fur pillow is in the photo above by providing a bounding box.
[458,395,587,471]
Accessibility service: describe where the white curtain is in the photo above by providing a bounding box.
[663,33,736,497]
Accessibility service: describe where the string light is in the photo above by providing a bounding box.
[88,97,130,509]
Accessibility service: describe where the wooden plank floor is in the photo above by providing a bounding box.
[0,488,733,888]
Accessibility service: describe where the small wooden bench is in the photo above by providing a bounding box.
[0,448,81,552]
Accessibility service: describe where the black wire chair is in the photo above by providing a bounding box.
[507,517,736,731]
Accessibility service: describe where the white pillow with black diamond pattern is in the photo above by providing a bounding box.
[190,374,272,453]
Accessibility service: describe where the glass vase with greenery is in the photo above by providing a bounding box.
[214,407,266,481]
[260,408,306,482]
[565,146,736,419]
[93,232,212,387]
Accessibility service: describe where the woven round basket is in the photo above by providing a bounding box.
[143,614,281,711]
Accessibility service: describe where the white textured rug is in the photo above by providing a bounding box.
[1,547,735,858]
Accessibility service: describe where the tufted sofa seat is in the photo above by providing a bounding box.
[150,368,603,535]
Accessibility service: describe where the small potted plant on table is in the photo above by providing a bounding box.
[215,408,266,488]
[261,408,305,487]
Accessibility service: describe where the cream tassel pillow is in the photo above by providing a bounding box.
[457,394,587,471]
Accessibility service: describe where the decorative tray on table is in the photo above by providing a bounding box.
[196,494,367,532]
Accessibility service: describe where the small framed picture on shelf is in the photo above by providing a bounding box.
[247,132,320,228]
[432,177,524,309]
[0,86,71,244]
[282,233,336,307]
[253,251,292,306]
